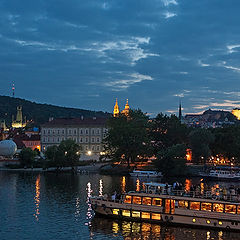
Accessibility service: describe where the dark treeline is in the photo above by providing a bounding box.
[103,109,240,176]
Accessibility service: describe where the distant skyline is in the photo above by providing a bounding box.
[1,0,240,116]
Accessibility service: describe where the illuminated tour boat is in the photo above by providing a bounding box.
[90,182,240,231]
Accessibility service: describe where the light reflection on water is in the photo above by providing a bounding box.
[0,172,240,240]
[33,174,40,221]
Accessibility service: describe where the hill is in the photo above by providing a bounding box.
[0,96,110,126]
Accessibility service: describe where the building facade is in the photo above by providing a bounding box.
[41,117,108,160]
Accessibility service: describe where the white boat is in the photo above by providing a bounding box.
[130,170,162,178]
[200,170,240,180]
[90,182,240,231]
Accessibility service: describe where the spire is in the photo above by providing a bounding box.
[178,100,182,120]
[12,82,15,97]
[121,99,130,116]
[113,98,120,117]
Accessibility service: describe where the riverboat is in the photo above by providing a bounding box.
[130,170,163,178]
[90,182,240,231]
[200,170,240,180]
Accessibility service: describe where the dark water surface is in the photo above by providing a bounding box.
[0,172,240,240]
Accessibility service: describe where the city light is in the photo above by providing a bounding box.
[87,151,92,156]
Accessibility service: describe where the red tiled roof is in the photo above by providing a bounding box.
[41,117,108,127]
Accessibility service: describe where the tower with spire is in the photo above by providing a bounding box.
[121,99,130,116]
[12,82,15,97]
[12,106,27,128]
[178,100,183,121]
[113,99,120,117]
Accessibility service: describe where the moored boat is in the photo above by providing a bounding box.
[90,182,240,231]
[200,170,240,180]
[130,170,163,178]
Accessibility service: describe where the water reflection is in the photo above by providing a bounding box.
[90,216,240,240]
[86,182,93,226]
[136,178,140,192]
[33,174,40,221]
[99,179,103,196]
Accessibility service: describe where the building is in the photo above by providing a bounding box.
[13,134,41,151]
[12,106,27,128]
[184,109,237,128]
[40,117,108,161]
[113,99,130,117]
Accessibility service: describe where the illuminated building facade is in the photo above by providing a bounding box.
[41,117,108,160]
[12,106,27,128]
[232,109,240,120]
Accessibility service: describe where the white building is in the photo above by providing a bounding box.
[41,117,108,161]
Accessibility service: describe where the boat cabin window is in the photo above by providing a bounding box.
[237,206,240,214]
[142,197,152,205]
[132,196,142,205]
[124,195,132,204]
[152,198,162,206]
[142,212,151,219]
[225,204,236,214]
[151,213,161,220]
[122,210,131,217]
[190,202,200,211]
[112,209,120,215]
[178,200,188,209]
[213,203,224,213]
[132,211,141,218]
[201,202,212,212]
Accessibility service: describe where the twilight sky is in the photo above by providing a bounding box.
[1,0,240,116]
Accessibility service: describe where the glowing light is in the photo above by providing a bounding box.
[87,151,92,156]
[185,179,191,192]
[232,109,240,120]
[33,175,40,221]
[121,176,126,193]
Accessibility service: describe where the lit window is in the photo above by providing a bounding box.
[152,213,161,220]
[219,221,223,225]
[213,203,224,213]
[206,220,211,224]
[124,195,132,204]
[237,206,240,214]
[142,197,151,205]
[112,209,119,215]
[132,211,141,218]
[152,198,162,206]
[225,205,236,214]
[179,201,188,209]
[142,212,150,219]
[201,203,212,212]
[122,210,131,217]
[190,202,200,211]
[192,218,196,223]
[132,196,141,205]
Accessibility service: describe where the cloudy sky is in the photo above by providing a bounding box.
[1,0,240,116]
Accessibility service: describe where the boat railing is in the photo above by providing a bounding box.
[170,190,240,202]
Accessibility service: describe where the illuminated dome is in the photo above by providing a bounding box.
[0,140,17,156]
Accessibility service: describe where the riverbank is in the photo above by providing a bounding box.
[0,162,107,173]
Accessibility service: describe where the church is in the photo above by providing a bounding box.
[113,99,130,117]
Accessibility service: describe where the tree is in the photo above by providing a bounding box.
[19,148,37,167]
[154,144,188,177]
[150,113,189,154]
[103,109,151,167]
[210,126,240,164]
[189,128,214,165]
[45,139,81,168]
[58,139,81,167]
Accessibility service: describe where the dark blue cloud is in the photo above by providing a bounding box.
[0,0,240,115]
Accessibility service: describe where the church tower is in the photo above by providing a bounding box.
[178,100,182,121]
[121,99,130,116]
[113,99,120,117]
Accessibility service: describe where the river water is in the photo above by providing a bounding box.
[0,172,240,240]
